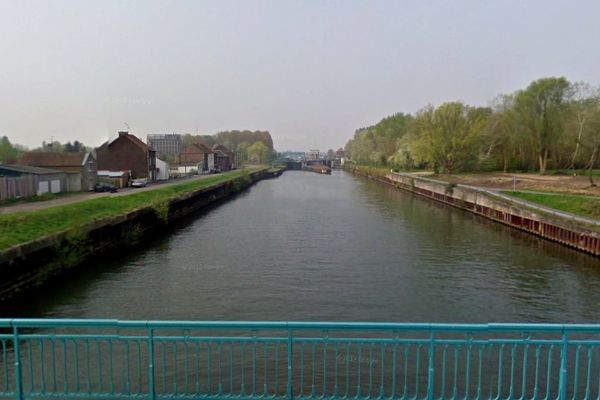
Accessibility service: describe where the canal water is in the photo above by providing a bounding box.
[2,171,600,322]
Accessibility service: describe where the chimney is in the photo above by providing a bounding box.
[118,131,128,137]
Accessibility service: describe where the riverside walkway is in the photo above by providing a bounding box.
[1,319,599,400]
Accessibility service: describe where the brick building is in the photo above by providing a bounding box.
[212,144,235,171]
[96,132,156,181]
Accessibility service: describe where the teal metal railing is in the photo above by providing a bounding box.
[1,320,600,399]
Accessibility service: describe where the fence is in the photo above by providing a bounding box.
[1,320,600,399]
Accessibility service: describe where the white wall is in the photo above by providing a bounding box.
[67,173,82,192]
[38,181,49,195]
[155,158,170,180]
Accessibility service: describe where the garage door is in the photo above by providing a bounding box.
[38,181,49,195]
[50,180,61,193]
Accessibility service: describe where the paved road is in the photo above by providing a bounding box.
[0,174,213,215]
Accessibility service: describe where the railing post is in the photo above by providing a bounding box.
[559,331,568,400]
[148,327,156,400]
[287,327,293,400]
[427,331,435,400]
[12,326,23,400]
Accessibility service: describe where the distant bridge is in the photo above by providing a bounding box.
[1,319,599,399]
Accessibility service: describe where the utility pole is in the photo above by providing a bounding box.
[46,136,55,151]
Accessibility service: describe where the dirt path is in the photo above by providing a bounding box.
[429,172,600,196]
[0,174,211,215]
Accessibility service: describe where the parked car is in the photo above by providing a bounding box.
[94,182,118,193]
[131,178,148,187]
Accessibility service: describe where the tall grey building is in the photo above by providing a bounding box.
[147,134,182,158]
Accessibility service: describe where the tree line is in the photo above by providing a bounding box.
[344,77,600,182]
[182,130,274,164]
[1,137,90,164]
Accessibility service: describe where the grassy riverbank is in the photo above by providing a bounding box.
[505,191,600,219]
[0,168,258,251]
[342,164,391,177]
[347,162,600,222]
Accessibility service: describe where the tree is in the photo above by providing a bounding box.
[564,83,600,171]
[0,136,19,163]
[343,113,412,167]
[64,140,85,152]
[215,130,274,153]
[412,102,489,173]
[515,77,571,174]
[578,94,600,185]
[247,141,271,164]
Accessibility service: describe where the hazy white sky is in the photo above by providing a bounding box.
[1,0,599,151]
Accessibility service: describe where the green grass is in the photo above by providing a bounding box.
[0,192,58,207]
[0,169,257,250]
[343,164,391,177]
[267,165,286,173]
[505,191,600,219]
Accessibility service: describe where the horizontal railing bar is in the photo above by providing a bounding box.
[9,334,600,346]
[24,393,150,399]
[3,319,600,332]
[8,396,427,400]
[15,334,289,342]
[22,395,293,400]
[3,394,409,400]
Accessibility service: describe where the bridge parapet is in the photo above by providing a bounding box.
[0,320,598,400]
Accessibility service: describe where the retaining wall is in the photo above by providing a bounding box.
[384,172,600,256]
[346,167,599,257]
[0,169,274,301]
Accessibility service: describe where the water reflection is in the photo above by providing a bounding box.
[1,171,599,323]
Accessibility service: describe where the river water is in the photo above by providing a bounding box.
[3,171,600,322]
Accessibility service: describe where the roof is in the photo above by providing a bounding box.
[21,152,87,168]
[213,144,233,154]
[107,132,150,152]
[0,164,63,175]
[182,143,214,154]
[194,143,214,154]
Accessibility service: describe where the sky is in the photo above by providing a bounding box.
[1,0,599,151]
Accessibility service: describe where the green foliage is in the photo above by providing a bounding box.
[0,192,57,207]
[345,76,600,176]
[121,223,143,246]
[413,102,490,173]
[45,229,91,277]
[506,191,600,219]
[232,169,252,192]
[247,141,272,163]
[180,130,274,167]
[215,130,274,153]
[0,136,20,163]
[345,113,413,168]
[152,201,170,223]
[514,77,571,174]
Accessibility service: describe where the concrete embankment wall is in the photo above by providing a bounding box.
[0,169,275,301]
[350,168,600,256]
